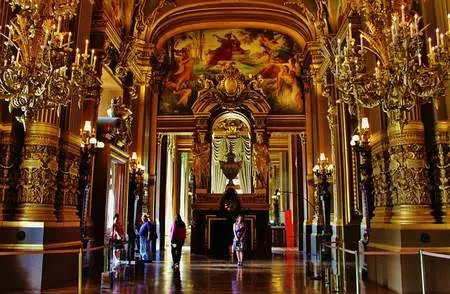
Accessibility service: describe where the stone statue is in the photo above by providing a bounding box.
[253,133,270,189]
[192,132,211,189]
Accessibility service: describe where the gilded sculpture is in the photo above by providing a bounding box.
[192,132,211,189]
[253,133,270,189]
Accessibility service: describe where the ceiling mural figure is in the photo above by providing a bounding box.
[157,29,305,115]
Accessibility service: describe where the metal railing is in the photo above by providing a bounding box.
[320,243,450,294]
[0,244,111,293]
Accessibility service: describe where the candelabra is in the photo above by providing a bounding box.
[312,153,333,235]
[0,0,99,129]
[333,3,449,131]
[79,120,103,238]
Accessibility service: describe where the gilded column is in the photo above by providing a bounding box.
[387,122,434,224]
[16,110,60,221]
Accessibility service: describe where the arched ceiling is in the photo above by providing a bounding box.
[142,0,321,51]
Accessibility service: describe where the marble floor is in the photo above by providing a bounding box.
[39,248,393,294]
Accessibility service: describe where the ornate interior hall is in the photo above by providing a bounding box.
[0,0,448,293]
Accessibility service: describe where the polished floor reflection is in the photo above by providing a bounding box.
[41,248,393,293]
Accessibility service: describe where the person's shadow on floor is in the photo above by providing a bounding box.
[170,269,182,293]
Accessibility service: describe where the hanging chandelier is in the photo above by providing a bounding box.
[333,2,449,130]
[0,0,98,129]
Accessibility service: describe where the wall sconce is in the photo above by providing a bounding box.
[312,153,333,236]
[80,120,104,152]
[351,117,370,147]
[312,153,334,179]
[130,152,145,175]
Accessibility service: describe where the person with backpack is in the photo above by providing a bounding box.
[170,213,186,269]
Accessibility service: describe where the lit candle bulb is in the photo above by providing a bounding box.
[67,32,72,44]
[440,33,444,48]
[16,48,20,63]
[93,56,97,68]
[90,49,95,65]
[418,53,422,66]
[59,34,64,47]
[348,23,352,40]
[448,14,450,33]
[401,4,405,24]
[360,34,363,50]
[75,48,80,65]
[57,16,61,33]
[428,37,433,53]
[43,29,49,46]
[84,39,89,55]
[4,59,7,66]
[337,38,341,55]
[415,14,419,33]
[436,28,440,47]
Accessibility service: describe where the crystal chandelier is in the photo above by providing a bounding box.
[333,3,449,130]
[0,0,98,128]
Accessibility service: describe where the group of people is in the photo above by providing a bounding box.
[111,212,247,268]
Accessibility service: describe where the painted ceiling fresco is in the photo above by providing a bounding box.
[157,29,305,115]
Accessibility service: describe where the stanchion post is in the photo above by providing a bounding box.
[420,249,426,294]
[78,248,83,294]
[355,249,360,294]
[103,246,107,273]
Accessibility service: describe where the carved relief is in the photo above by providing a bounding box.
[389,144,431,205]
[18,145,59,205]
[371,142,390,208]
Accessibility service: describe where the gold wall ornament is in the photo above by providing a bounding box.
[332,3,449,131]
[0,0,98,129]
[104,96,134,147]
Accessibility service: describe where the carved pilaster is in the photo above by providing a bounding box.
[370,132,392,224]
[0,124,20,220]
[387,122,434,224]
[56,133,82,222]
[434,122,450,222]
[16,122,60,221]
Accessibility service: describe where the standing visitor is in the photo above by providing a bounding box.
[170,213,186,269]
[148,217,158,261]
[111,213,125,267]
[233,214,246,266]
[139,214,150,263]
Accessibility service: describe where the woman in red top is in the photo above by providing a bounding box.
[111,213,125,266]
[170,213,186,269]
